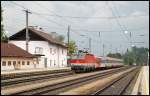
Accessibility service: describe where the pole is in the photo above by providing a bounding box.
[109,44,112,53]
[103,44,104,57]
[89,38,91,53]
[67,25,70,49]
[67,25,70,66]
[147,52,149,66]
[25,10,31,52]
[120,44,123,55]
[130,32,132,50]
[99,32,101,56]
[116,48,118,53]
[129,31,133,65]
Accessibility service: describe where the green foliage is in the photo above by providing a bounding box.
[50,32,64,42]
[123,46,149,65]
[68,40,78,55]
[123,51,134,65]
[1,7,4,38]
[107,53,122,59]
[1,7,8,42]
[57,35,64,42]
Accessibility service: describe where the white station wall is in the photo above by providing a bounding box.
[9,40,67,68]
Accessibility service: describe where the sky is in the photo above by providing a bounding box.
[1,1,149,56]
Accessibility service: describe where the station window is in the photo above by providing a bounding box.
[22,61,25,65]
[13,61,16,66]
[8,61,11,66]
[27,61,30,65]
[18,61,20,64]
[35,47,43,54]
[2,61,6,66]
[50,48,52,54]
[54,60,56,66]
[54,49,56,54]
[62,49,63,54]
[50,60,52,66]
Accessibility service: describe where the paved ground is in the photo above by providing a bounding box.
[132,66,149,95]
[1,67,71,75]
[59,68,135,95]
[1,68,112,95]
[141,66,149,95]
[1,68,123,95]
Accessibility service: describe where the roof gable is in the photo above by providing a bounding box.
[9,28,46,41]
[1,43,35,58]
[9,27,67,48]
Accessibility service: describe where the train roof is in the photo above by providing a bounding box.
[99,56,123,61]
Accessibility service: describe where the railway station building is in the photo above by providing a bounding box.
[1,43,37,71]
[8,26,68,69]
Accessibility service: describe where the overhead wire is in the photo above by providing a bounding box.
[29,12,147,19]
[8,1,147,33]
[3,2,130,50]
[34,1,72,24]
[9,1,68,28]
[3,1,147,53]
[105,1,130,41]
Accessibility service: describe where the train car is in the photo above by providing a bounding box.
[69,51,124,72]
[100,57,124,68]
[68,52,101,72]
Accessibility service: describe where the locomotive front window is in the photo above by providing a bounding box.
[71,55,78,59]
[78,53,85,59]
[71,53,85,59]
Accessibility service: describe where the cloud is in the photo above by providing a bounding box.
[1,1,149,56]
[129,11,146,16]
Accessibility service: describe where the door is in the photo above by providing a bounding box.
[44,58,47,68]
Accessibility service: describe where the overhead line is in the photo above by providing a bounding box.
[106,2,130,41]
[34,1,72,24]
[8,1,147,33]
[32,13,66,28]
[9,1,66,28]
[30,11,147,19]
[6,1,144,50]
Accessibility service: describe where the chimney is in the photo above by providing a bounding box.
[29,26,43,31]
[51,32,57,39]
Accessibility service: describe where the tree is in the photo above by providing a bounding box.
[68,40,78,55]
[123,51,134,65]
[50,32,64,42]
[1,7,8,42]
[57,35,64,42]
[123,46,149,65]
[107,52,122,59]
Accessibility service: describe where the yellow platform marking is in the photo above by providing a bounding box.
[142,66,149,95]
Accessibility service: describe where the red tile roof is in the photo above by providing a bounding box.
[1,43,35,58]
[9,27,67,48]
[29,28,67,48]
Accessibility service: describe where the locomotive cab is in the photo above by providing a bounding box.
[68,51,101,72]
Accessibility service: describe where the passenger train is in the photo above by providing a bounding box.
[68,51,123,72]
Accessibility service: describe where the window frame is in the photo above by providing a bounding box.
[13,61,16,66]
[22,61,25,65]
[35,47,43,54]
[27,61,30,65]
[62,49,63,54]
[8,61,11,66]
[2,61,6,66]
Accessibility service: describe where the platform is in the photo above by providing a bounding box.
[1,67,71,75]
[132,66,149,95]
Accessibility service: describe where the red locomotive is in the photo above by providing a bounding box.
[68,51,123,72]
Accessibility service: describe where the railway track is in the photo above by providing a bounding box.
[1,69,71,80]
[1,71,74,88]
[92,67,141,95]
[12,66,133,95]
